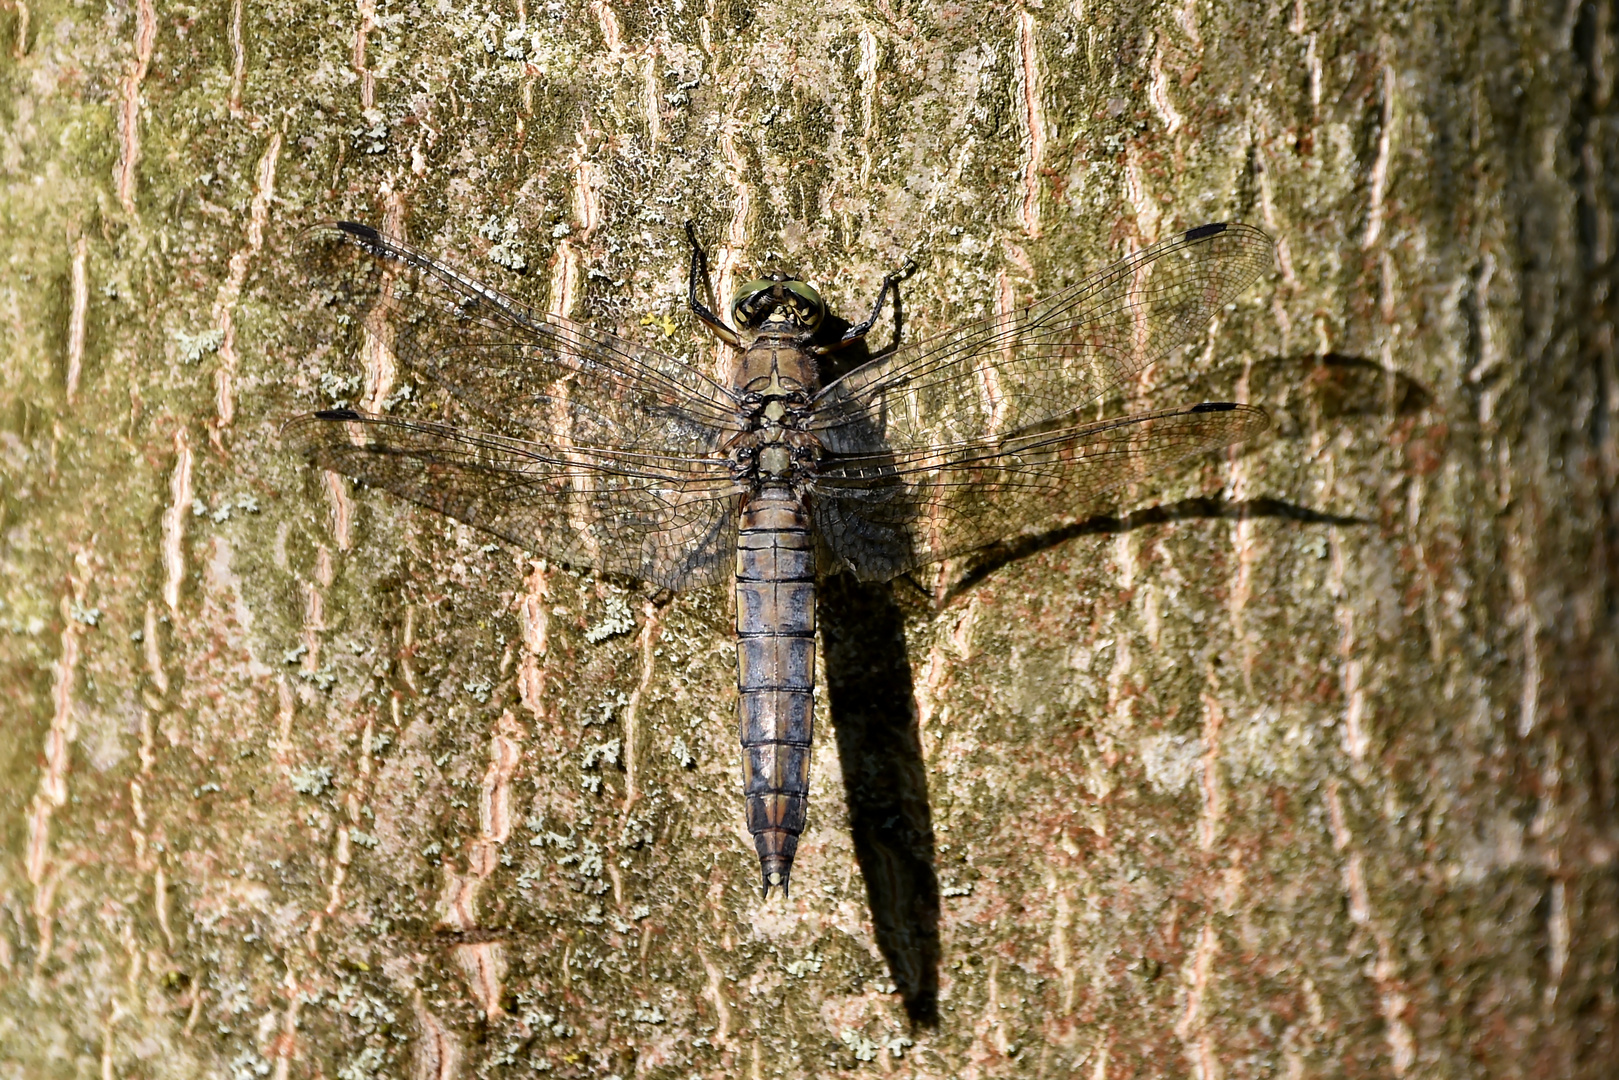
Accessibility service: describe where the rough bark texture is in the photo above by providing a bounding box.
[1,0,1615,1076]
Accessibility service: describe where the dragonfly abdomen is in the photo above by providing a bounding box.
[734,484,816,898]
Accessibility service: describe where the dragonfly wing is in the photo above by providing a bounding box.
[810,223,1274,454]
[284,409,743,591]
[299,222,741,454]
[810,403,1269,581]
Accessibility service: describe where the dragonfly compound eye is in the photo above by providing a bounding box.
[781,280,825,330]
[731,279,776,327]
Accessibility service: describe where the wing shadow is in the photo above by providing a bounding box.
[932,495,1369,606]
[818,573,940,1026]
[914,352,1422,606]
[1162,351,1434,435]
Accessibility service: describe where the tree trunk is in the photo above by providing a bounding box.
[2,0,1614,1076]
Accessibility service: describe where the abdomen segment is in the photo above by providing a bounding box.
[734,485,815,898]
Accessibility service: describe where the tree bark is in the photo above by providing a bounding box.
[1,0,1614,1076]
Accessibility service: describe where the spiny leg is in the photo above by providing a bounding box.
[820,256,919,360]
[685,221,741,347]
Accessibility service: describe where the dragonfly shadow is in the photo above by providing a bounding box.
[814,496,1356,1028]
[936,495,1369,606]
[819,573,940,1026]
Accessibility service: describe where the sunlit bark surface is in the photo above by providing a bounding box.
[1,0,1615,1076]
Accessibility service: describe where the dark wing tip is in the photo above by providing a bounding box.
[298,219,379,242]
[1190,400,1273,434]
[279,408,368,452]
[333,221,381,241]
[1184,222,1228,242]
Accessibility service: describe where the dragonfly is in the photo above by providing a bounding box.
[284,219,1274,898]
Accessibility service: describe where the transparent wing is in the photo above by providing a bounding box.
[810,403,1269,581]
[283,409,742,591]
[299,222,742,453]
[810,223,1274,454]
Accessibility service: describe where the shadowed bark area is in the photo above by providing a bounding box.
[1,0,1616,1077]
[820,573,940,1025]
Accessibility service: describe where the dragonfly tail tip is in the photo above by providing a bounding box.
[760,864,792,900]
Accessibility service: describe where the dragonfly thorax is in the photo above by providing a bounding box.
[728,385,817,485]
[758,444,793,477]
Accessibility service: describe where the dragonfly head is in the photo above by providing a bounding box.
[731,274,825,333]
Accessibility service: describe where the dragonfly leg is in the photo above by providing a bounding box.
[828,257,919,358]
[685,221,742,347]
